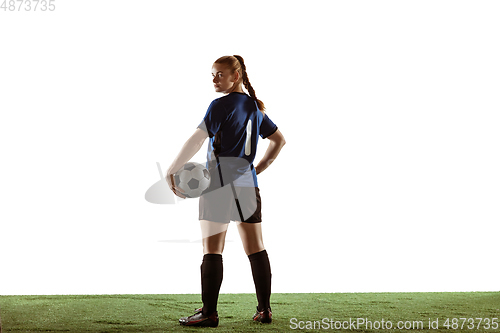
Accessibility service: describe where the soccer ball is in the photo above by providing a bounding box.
[173,162,211,198]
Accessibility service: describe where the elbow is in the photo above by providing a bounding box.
[192,138,204,152]
[189,134,207,150]
[279,136,286,147]
[267,129,286,147]
[278,131,286,146]
[198,140,205,151]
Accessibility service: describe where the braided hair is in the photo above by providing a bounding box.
[213,55,266,114]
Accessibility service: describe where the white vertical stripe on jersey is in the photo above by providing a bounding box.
[245,119,252,156]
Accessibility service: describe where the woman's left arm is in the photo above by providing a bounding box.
[166,128,208,195]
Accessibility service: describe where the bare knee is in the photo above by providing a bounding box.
[202,236,225,254]
[243,242,265,256]
[202,230,227,254]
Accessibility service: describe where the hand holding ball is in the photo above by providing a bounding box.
[171,162,211,198]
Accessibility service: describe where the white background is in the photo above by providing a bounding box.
[1,1,499,295]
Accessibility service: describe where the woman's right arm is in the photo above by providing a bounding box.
[255,129,286,175]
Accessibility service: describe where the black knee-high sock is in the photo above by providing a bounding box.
[201,254,223,315]
[248,249,272,311]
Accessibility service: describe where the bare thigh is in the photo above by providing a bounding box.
[200,220,229,255]
[236,222,265,256]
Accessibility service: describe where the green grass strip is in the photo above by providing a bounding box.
[0,292,499,332]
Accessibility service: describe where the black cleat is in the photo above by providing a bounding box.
[179,308,219,327]
[253,306,272,323]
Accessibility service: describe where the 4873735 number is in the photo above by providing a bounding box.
[1,0,55,11]
[443,318,498,330]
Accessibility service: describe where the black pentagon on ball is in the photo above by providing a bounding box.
[188,178,200,190]
[203,168,210,179]
[183,162,197,171]
[174,174,181,187]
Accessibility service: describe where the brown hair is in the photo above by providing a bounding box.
[214,55,266,114]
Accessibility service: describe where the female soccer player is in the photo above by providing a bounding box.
[166,55,286,327]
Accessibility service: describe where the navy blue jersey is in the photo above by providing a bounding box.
[198,92,278,187]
